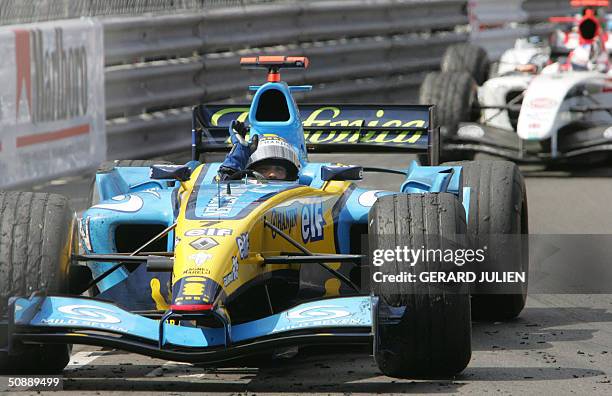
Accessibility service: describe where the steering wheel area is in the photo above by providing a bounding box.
[227,169,267,182]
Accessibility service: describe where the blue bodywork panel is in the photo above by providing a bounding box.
[82,160,469,306]
[12,295,372,348]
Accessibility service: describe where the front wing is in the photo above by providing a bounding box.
[446,123,612,163]
[6,295,373,364]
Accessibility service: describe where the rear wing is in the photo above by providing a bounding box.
[191,104,440,165]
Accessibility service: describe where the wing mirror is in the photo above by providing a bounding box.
[150,164,192,182]
[321,165,363,181]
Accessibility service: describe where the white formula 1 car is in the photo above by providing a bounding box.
[420,5,612,163]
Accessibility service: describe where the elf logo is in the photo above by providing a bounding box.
[301,202,325,243]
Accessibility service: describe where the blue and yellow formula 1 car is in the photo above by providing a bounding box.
[0,56,529,378]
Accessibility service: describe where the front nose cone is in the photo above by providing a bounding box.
[171,276,221,312]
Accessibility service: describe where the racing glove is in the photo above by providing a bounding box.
[218,120,259,180]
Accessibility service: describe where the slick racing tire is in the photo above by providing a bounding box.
[0,192,77,374]
[369,193,471,378]
[441,43,491,85]
[90,160,174,206]
[444,160,529,320]
[419,71,478,162]
[419,71,478,138]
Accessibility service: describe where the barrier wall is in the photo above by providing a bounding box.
[102,0,469,159]
[0,18,105,188]
[0,0,604,186]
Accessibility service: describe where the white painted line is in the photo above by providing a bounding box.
[65,350,108,371]
[145,361,192,377]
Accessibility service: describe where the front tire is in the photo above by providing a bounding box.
[444,160,529,320]
[369,193,471,378]
[441,43,491,85]
[419,71,478,137]
[0,192,76,374]
[419,71,478,162]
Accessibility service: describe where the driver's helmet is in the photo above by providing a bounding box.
[247,136,301,180]
[569,41,607,71]
[570,43,594,70]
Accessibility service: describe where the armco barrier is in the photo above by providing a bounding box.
[1,0,600,170]
[102,0,469,159]
[103,0,595,160]
[468,0,529,60]
[0,0,288,25]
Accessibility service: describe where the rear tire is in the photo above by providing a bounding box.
[0,192,76,374]
[369,193,471,378]
[444,160,529,320]
[441,43,491,85]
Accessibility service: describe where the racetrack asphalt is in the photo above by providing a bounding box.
[11,152,612,395]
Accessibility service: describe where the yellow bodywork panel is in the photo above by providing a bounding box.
[170,165,352,304]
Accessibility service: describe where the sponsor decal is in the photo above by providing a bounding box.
[78,216,92,252]
[210,107,426,130]
[202,193,241,216]
[269,207,298,238]
[189,252,212,266]
[207,106,426,146]
[358,190,384,207]
[14,28,88,124]
[301,202,325,243]
[173,276,214,303]
[523,110,544,120]
[189,237,219,250]
[185,228,232,237]
[40,317,127,333]
[57,304,121,324]
[302,107,425,129]
[0,22,105,189]
[91,194,143,212]
[528,98,558,109]
[259,135,294,149]
[182,267,211,276]
[236,232,249,260]
[286,305,351,322]
[182,282,206,296]
[140,189,161,199]
[223,256,240,287]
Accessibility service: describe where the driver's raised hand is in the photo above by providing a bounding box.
[218,121,259,180]
[230,120,259,153]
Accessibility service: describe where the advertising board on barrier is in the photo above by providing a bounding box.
[0,18,105,188]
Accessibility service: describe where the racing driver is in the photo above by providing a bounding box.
[218,120,301,181]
